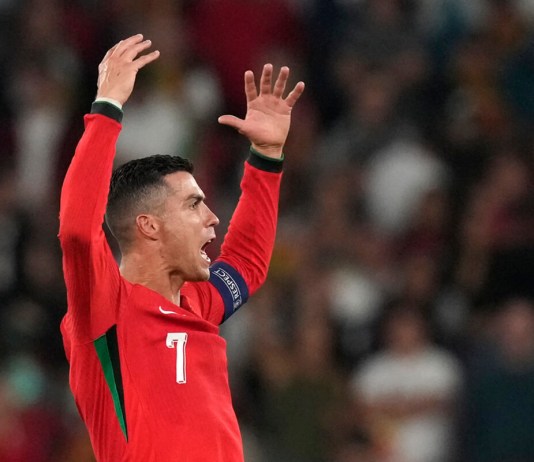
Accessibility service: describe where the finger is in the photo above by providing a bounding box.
[218,114,244,131]
[284,81,305,108]
[132,50,161,70]
[259,63,273,95]
[123,39,154,62]
[272,66,289,98]
[115,34,144,57]
[244,70,257,103]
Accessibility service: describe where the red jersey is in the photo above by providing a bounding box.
[58,102,282,461]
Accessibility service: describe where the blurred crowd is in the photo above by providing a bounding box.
[0,0,533,461]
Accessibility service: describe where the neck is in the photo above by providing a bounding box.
[120,251,184,306]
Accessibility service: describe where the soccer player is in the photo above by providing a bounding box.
[58,34,304,461]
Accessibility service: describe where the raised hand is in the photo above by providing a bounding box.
[96,34,160,106]
[218,64,305,159]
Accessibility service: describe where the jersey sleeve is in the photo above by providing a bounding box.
[183,149,283,324]
[58,103,124,343]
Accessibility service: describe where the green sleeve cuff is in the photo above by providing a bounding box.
[91,101,123,123]
[247,146,284,173]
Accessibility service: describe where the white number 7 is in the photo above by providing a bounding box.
[166,333,188,384]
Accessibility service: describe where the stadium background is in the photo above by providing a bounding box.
[0,0,533,460]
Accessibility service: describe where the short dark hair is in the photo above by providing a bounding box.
[106,154,194,249]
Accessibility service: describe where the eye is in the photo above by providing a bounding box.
[190,199,201,209]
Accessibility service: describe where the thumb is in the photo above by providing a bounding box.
[218,115,244,130]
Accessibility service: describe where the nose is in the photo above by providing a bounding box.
[205,205,219,227]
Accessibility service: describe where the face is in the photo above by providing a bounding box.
[157,171,219,282]
[385,310,427,355]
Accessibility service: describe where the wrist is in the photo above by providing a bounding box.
[251,143,283,159]
[94,96,123,110]
[248,146,284,173]
[91,100,123,123]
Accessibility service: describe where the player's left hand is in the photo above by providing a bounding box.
[218,64,305,159]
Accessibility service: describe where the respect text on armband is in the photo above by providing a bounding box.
[213,268,242,310]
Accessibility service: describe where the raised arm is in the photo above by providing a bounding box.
[59,35,159,341]
[209,65,304,321]
[60,35,159,240]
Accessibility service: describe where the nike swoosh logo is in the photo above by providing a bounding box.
[159,306,179,315]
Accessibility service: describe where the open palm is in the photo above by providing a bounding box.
[218,64,305,158]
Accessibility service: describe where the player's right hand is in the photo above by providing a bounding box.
[96,34,160,106]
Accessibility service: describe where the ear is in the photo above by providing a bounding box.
[135,214,161,241]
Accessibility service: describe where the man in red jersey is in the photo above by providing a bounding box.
[58,34,304,461]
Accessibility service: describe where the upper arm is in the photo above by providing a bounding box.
[60,231,121,342]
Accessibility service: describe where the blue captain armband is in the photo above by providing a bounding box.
[209,262,249,322]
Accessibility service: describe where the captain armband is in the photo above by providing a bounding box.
[209,261,249,322]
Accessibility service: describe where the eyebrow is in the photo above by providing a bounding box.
[185,193,206,203]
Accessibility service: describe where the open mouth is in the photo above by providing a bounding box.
[200,239,213,263]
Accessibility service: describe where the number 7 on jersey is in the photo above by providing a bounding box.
[166,333,188,384]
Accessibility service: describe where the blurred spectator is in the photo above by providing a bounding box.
[396,188,451,260]
[316,66,404,171]
[113,2,223,165]
[351,306,462,462]
[254,314,347,462]
[0,360,64,462]
[462,298,534,462]
[187,0,303,115]
[0,161,28,300]
[445,145,533,313]
[332,429,375,462]
[11,0,83,211]
[364,136,448,236]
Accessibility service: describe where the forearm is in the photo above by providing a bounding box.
[218,148,283,294]
[59,103,123,240]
